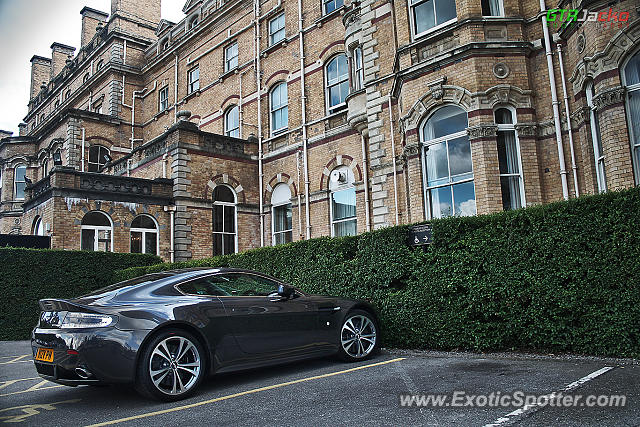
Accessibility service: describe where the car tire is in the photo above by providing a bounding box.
[337,309,379,362]
[135,329,206,401]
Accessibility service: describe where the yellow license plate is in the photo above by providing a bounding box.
[35,348,54,363]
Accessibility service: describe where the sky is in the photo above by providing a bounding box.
[0,0,185,135]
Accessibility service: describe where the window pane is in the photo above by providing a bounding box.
[624,52,640,86]
[452,181,476,217]
[81,229,95,251]
[273,204,292,233]
[429,185,452,218]
[223,235,235,255]
[495,108,513,125]
[131,231,142,253]
[82,211,111,226]
[223,205,235,233]
[497,131,519,175]
[435,0,456,24]
[145,232,157,255]
[15,182,26,200]
[332,188,356,221]
[448,136,473,180]
[425,142,449,187]
[131,215,156,229]
[424,106,468,139]
[334,218,356,237]
[274,230,293,245]
[213,205,224,232]
[628,91,640,149]
[500,176,522,211]
[213,186,234,203]
[213,233,222,256]
[414,0,435,34]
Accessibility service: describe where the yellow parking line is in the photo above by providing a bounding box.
[0,378,41,391]
[0,354,31,361]
[0,385,64,398]
[0,355,32,365]
[87,357,406,427]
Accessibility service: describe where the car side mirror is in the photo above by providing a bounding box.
[277,284,295,299]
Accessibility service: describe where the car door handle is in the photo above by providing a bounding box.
[318,306,340,312]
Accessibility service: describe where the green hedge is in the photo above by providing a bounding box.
[0,249,161,340]
[114,187,640,357]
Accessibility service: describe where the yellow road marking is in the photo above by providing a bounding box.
[0,399,81,423]
[0,386,64,398]
[87,357,405,427]
[0,355,31,361]
[0,356,32,365]
[0,378,40,391]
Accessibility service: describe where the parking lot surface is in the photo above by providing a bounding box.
[1,341,637,426]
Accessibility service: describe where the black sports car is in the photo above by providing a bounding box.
[31,268,379,401]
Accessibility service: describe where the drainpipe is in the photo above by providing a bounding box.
[174,52,179,124]
[298,0,311,239]
[539,0,569,200]
[162,153,168,179]
[123,40,127,65]
[126,159,131,177]
[388,97,399,225]
[361,134,371,232]
[557,43,579,197]
[255,0,264,247]
[81,128,86,172]
[296,150,303,238]
[164,205,176,262]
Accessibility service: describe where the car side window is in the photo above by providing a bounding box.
[177,276,233,296]
[217,273,280,296]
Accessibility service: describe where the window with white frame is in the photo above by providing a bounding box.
[330,166,357,237]
[586,82,607,193]
[189,16,199,29]
[495,107,525,210]
[324,0,344,14]
[420,105,476,219]
[270,82,288,134]
[225,105,240,138]
[130,215,158,255]
[212,185,237,256]
[32,216,45,236]
[410,0,457,37]
[271,183,292,245]
[326,54,349,112]
[81,211,113,252]
[481,0,503,16]
[159,86,169,112]
[623,50,640,185]
[13,164,27,200]
[352,47,364,91]
[225,42,238,72]
[269,13,286,46]
[188,66,200,94]
[88,145,110,172]
[41,160,48,178]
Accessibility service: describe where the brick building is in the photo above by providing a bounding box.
[0,0,638,261]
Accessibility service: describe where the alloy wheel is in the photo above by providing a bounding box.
[341,314,377,358]
[148,336,201,395]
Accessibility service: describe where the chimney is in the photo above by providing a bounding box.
[50,43,75,79]
[30,55,51,99]
[111,0,160,25]
[18,123,28,136]
[80,7,109,47]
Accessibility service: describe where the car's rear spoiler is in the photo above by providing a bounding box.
[38,299,98,313]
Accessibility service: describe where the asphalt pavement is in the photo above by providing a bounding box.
[0,341,637,426]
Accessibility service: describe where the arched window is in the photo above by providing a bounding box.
[329,165,357,237]
[161,39,170,52]
[351,47,364,91]
[130,215,158,255]
[41,159,48,178]
[189,16,199,30]
[212,185,237,256]
[586,82,606,193]
[270,82,288,134]
[271,184,292,245]
[495,107,524,210]
[54,100,60,109]
[326,54,349,113]
[623,50,640,184]
[224,105,240,138]
[88,145,110,172]
[81,211,113,252]
[420,105,475,218]
[32,216,44,236]
[14,164,27,200]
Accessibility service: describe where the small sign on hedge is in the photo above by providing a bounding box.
[407,224,432,246]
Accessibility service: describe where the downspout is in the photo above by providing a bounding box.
[81,128,86,172]
[388,96,399,225]
[123,40,127,65]
[174,52,179,124]
[539,0,569,200]
[162,153,168,179]
[298,0,311,239]
[557,43,579,197]
[255,0,265,246]
[296,150,303,238]
[164,206,176,263]
[361,134,371,232]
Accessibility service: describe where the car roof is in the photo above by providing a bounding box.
[155,267,274,282]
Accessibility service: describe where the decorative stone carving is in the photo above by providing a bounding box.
[403,143,421,158]
[467,125,498,140]
[473,84,533,110]
[493,63,510,79]
[400,84,474,134]
[514,123,537,137]
[428,76,447,100]
[593,86,626,111]
[571,106,590,127]
[576,33,586,54]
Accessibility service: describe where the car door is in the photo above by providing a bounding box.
[214,272,320,356]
